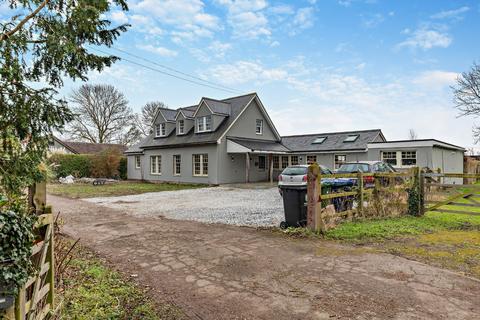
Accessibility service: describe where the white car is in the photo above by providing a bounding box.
[278,165,333,194]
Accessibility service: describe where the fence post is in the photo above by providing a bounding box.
[357,171,364,217]
[14,287,26,320]
[314,169,324,232]
[418,168,425,216]
[307,163,322,231]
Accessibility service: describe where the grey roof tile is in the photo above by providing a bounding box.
[203,98,231,115]
[281,129,383,152]
[158,108,177,122]
[228,138,290,153]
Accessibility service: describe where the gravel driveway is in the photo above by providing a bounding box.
[85,186,284,227]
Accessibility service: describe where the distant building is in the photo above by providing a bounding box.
[49,137,127,155]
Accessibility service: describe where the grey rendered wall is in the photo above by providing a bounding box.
[225,100,277,141]
[216,138,247,183]
[127,155,143,180]
[368,146,433,168]
[194,103,227,132]
[141,145,218,184]
[153,111,175,136]
[432,148,464,173]
[296,152,367,169]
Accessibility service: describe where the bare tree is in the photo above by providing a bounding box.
[67,84,138,144]
[136,101,168,136]
[408,129,418,140]
[453,63,480,142]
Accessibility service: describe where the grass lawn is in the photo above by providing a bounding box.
[58,237,185,319]
[323,211,480,278]
[48,181,206,198]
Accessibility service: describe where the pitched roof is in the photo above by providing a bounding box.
[157,108,177,122]
[62,141,127,154]
[132,93,258,150]
[281,129,384,152]
[202,98,231,115]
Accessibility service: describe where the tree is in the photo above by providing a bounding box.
[408,129,418,140]
[136,101,168,136]
[0,0,128,196]
[0,0,128,297]
[452,63,480,142]
[68,84,140,144]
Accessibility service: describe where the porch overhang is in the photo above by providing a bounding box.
[226,138,289,154]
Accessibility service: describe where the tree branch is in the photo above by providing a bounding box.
[0,0,50,41]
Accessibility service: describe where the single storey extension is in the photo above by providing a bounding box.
[125,92,465,184]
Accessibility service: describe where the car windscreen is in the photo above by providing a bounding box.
[320,167,332,175]
[281,167,307,175]
[337,163,370,173]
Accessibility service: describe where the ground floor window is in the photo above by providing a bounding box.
[273,155,279,169]
[173,155,181,175]
[135,155,141,169]
[401,151,417,166]
[290,155,299,165]
[306,155,317,164]
[381,151,397,166]
[281,156,289,169]
[334,154,346,169]
[150,155,161,175]
[193,154,208,176]
[258,155,266,170]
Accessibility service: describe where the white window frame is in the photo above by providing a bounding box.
[255,119,263,135]
[334,154,346,169]
[381,150,417,168]
[150,155,161,175]
[173,154,181,176]
[193,154,208,176]
[381,151,397,166]
[196,116,212,133]
[281,156,289,169]
[155,123,166,137]
[290,155,299,165]
[178,120,185,135]
[273,155,279,169]
[135,155,141,169]
[401,151,417,167]
[306,155,317,164]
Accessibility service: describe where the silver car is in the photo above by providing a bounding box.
[278,164,332,192]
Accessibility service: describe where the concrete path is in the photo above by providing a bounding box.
[50,195,480,320]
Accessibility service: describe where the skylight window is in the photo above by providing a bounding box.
[312,137,327,144]
[343,134,359,142]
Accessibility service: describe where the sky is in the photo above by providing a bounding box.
[3,0,480,150]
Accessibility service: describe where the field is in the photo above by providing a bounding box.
[48,181,206,198]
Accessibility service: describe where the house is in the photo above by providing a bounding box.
[49,137,127,155]
[125,92,465,184]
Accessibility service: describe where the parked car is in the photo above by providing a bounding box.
[278,164,332,190]
[336,161,396,188]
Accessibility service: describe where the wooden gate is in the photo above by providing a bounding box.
[423,172,480,216]
[5,183,54,320]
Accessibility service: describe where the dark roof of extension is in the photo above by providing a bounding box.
[157,108,178,122]
[228,137,290,153]
[61,140,127,154]
[280,129,384,152]
[127,93,258,152]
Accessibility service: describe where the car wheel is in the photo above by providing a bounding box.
[280,221,287,229]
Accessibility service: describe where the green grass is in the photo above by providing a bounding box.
[48,181,206,198]
[324,211,480,240]
[59,241,184,319]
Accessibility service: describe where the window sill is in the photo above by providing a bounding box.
[150,173,162,175]
[256,132,263,135]
[193,174,208,177]
[174,174,181,176]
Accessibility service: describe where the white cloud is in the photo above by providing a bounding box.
[413,70,458,88]
[270,5,295,15]
[133,0,221,42]
[190,41,232,62]
[431,6,469,20]
[397,28,452,50]
[215,0,271,39]
[203,61,288,85]
[292,7,315,31]
[130,14,164,36]
[137,44,178,57]
[361,13,384,28]
[110,11,129,24]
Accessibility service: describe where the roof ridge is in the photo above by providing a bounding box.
[281,129,382,138]
[202,97,231,104]
[220,92,257,101]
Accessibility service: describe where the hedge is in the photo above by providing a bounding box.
[48,154,92,178]
[48,152,127,179]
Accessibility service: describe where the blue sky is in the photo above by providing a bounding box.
[3,0,480,149]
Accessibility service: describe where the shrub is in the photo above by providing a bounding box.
[119,157,127,180]
[48,154,92,178]
[90,148,121,179]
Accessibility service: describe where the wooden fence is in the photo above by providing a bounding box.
[306,164,416,232]
[423,172,480,216]
[4,183,54,320]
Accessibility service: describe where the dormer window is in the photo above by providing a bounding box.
[343,134,359,143]
[155,123,166,137]
[197,115,212,133]
[178,120,185,135]
[256,119,263,135]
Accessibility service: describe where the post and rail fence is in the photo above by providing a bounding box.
[306,164,480,233]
